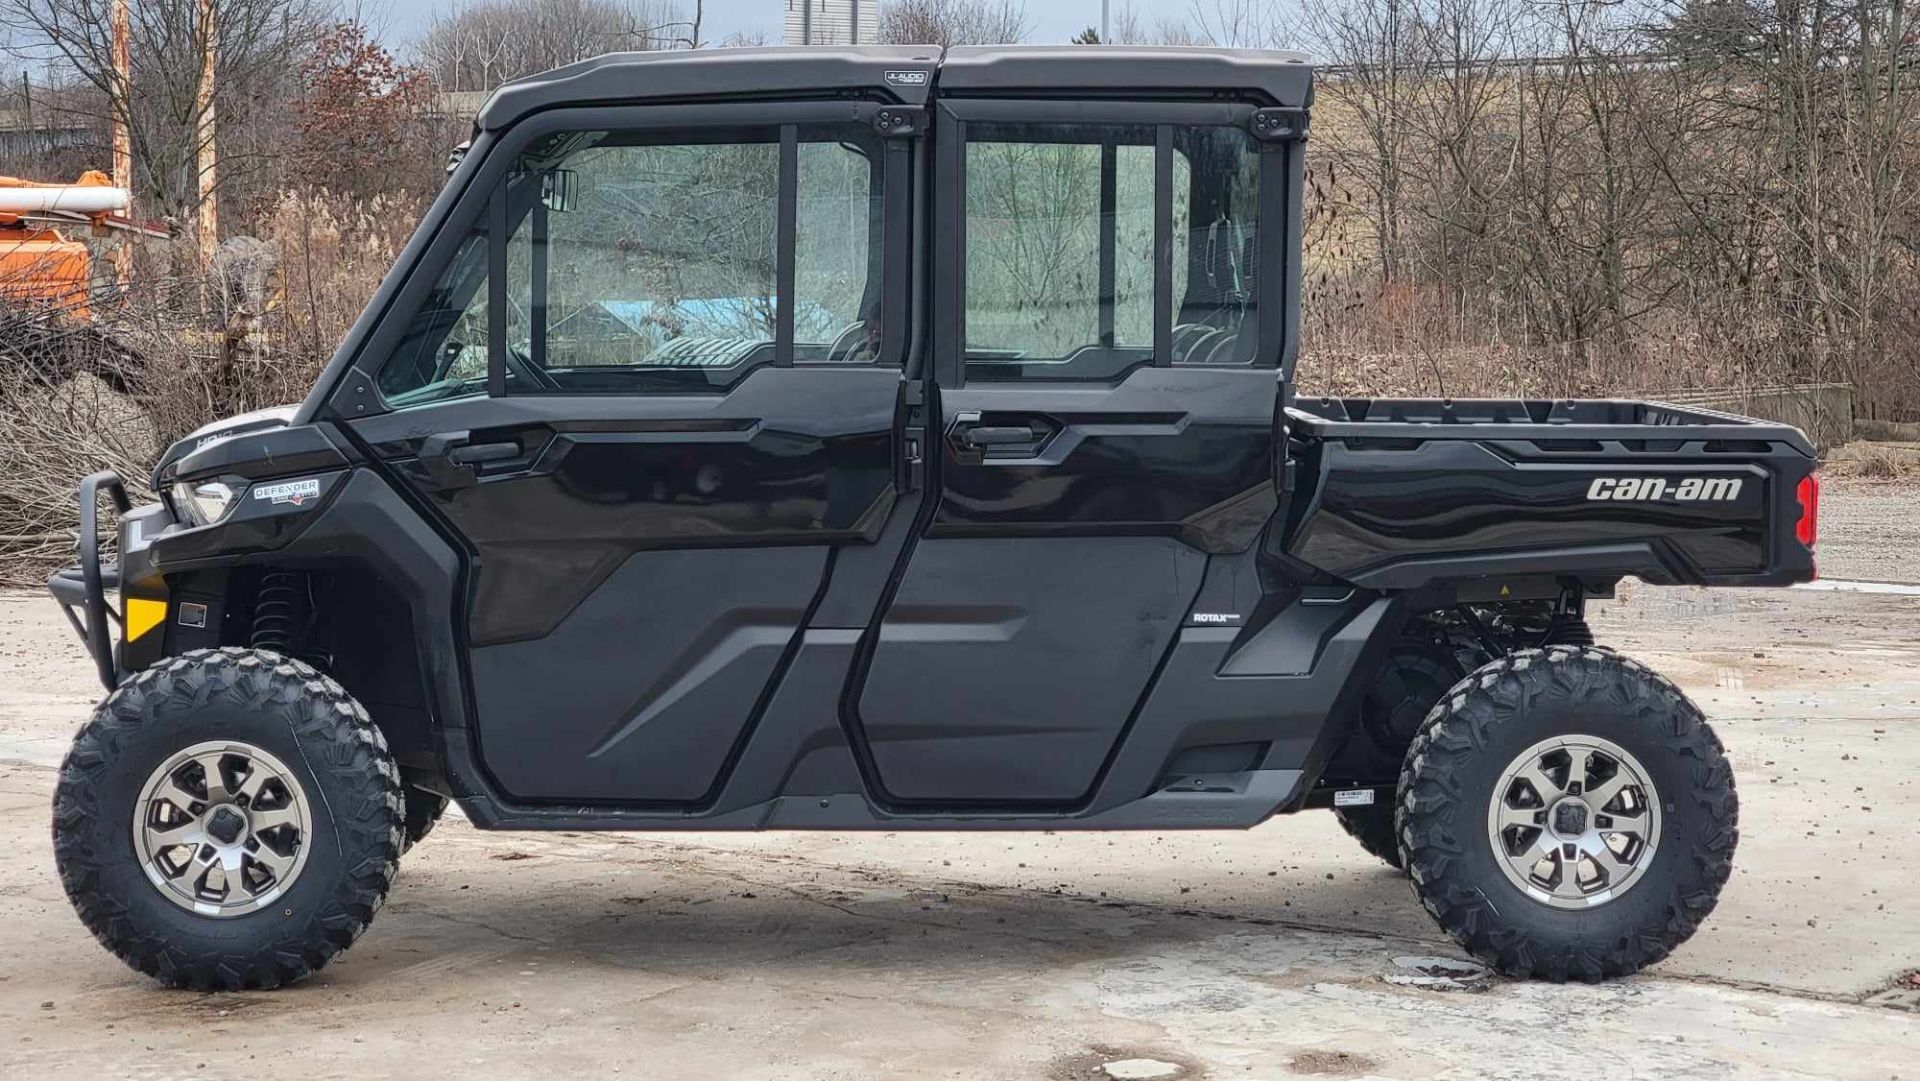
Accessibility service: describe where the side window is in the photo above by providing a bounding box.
[796,138,887,362]
[1174,126,1260,367]
[964,123,1155,382]
[377,235,491,406]
[961,122,1261,382]
[521,124,887,393]
[377,122,891,404]
[529,133,783,385]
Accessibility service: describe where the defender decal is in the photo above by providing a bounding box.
[1586,477,1743,502]
[253,478,323,507]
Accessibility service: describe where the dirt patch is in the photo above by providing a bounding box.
[1285,1049,1378,1076]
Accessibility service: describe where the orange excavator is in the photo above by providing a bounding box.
[0,170,163,320]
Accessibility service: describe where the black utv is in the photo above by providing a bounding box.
[49,45,1817,989]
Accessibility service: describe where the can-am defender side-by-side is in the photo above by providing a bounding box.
[48,46,1814,989]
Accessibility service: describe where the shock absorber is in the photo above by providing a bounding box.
[250,569,309,657]
[1543,585,1596,647]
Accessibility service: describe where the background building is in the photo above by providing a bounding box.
[784,0,877,45]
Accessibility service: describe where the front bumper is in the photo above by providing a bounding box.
[50,470,132,691]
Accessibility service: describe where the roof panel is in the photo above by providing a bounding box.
[478,45,940,131]
[940,45,1313,107]
[476,44,1315,131]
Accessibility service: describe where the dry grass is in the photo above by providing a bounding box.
[0,189,415,586]
[1824,441,1920,481]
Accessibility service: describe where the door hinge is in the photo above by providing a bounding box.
[871,106,927,138]
[1251,107,1309,142]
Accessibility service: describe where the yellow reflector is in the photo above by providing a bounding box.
[125,597,167,641]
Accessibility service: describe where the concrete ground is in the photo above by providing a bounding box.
[2,478,1917,1079]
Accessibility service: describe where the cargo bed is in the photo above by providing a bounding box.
[1285,397,1819,591]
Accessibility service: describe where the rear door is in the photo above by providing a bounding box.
[347,103,913,805]
[851,100,1288,806]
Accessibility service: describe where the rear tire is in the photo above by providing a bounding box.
[1399,646,1737,981]
[52,648,402,990]
[1333,801,1403,870]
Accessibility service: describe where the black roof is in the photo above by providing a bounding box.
[476,44,1313,131]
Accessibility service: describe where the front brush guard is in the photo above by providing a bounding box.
[48,471,131,691]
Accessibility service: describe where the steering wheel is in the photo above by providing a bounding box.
[825,320,872,364]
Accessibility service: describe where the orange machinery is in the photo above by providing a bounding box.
[0,171,137,320]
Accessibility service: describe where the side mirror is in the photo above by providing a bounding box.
[542,169,579,213]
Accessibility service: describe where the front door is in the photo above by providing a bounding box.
[852,102,1287,805]
[351,104,912,804]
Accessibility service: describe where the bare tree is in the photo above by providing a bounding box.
[874,0,1031,46]
[1,0,332,238]
[416,0,690,92]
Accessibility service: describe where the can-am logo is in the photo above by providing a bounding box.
[1586,477,1743,502]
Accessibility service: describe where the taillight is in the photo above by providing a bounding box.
[1795,472,1819,549]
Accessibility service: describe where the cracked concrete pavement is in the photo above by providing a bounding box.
[2,566,1919,1079]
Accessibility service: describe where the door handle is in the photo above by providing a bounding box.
[962,425,1040,447]
[449,441,521,464]
[417,430,523,487]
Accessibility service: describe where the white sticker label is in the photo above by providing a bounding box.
[1333,789,1375,808]
[252,478,322,507]
[884,69,930,86]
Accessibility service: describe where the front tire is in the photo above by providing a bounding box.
[1398,646,1737,981]
[52,648,402,990]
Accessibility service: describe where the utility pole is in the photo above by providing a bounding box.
[110,0,133,283]
[193,0,220,268]
[1102,0,1109,42]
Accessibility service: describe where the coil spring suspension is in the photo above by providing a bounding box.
[250,569,310,658]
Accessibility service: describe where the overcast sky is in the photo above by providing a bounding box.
[371,0,1172,50]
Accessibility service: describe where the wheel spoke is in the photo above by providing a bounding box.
[1552,849,1588,898]
[1584,771,1632,814]
[249,804,301,833]
[1586,839,1634,887]
[144,812,197,838]
[1495,802,1541,834]
[158,774,203,813]
[195,753,235,802]
[1514,761,1565,804]
[219,848,251,896]
[236,761,274,803]
[249,843,297,884]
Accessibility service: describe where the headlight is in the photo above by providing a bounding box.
[169,480,240,526]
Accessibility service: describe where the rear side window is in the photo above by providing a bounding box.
[962,122,1261,382]
[965,123,1157,380]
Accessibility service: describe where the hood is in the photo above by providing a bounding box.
[152,404,300,487]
